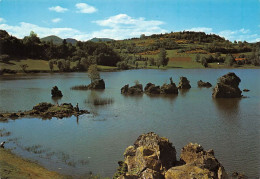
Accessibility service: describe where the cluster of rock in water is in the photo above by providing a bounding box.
[114,132,229,179]
[121,77,190,95]
[121,72,245,98]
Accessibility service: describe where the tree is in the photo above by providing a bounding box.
[20,64,29,72]
[49,60,54,72]
[158,48,169,66]
[225,54,235,66]
[135,62,139,69]
[201,57,208,68]
[88,64,100,82]
[195,54,200,62]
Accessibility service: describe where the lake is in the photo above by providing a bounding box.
[0,69,259,178]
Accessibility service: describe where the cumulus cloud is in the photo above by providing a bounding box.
[52,18,61,23]
[75,3,97,13]
[93,14,166,39]
[0,17,6,23]
[49,6,68,13]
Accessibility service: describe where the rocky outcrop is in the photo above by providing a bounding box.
[160,78,178,94]
[212,72,242,98]
[197,80,212,88]
[121,84,143,95]
[114,132,228,179]
[178,77,191,89]
[51,86,63,98]
[86,79,105,90]
[0,102,88,120]
[144,83,161,94]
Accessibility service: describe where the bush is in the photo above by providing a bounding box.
[0,54,10,62]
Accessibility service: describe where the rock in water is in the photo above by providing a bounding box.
[51,86,63,97]
[178,77,191,89]
[212,72,242,98]
[86,79,105,89]
[121,84,143,95]
[197,80,212,88]
[160,83,178,94]
[114,132,229,179]
[144,83,161,94]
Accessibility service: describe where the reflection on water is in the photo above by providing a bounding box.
[213,98,241,118]
[0,69,259,178]
[179,89,190,97]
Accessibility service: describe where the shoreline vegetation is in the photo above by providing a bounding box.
[0,148,69,179]
[1,30,260,76]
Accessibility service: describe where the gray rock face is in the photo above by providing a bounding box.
[197,80,212,88]
[87,79,105,89]
[121,84,143,95]
[212,72,242,98]
[178,77,191,89]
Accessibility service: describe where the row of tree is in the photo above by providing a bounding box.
[0,30,121,66]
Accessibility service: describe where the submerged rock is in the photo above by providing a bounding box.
[197,80,212,88]
[51,86,63,98]
[86,79,105,90]
[212,72,242,98]
[178,77,191,89]
[115,132,228,179]
[144,83,161,94]
[121,84,143,95]
[243,89,250,92]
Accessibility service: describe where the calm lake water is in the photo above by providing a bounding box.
[0,69,259,178]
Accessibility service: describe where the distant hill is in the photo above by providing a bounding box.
[65,38,77,45]
[41,35,63,44]
[89,37,114,42]
[41,36,78,45]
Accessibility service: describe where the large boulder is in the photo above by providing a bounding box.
[114,132,177,178]
[115,133,229,179]
[166,142,229,179]
[178,77,191,89]
[144,83,161,94]
[51,86,63,97]
[121,84,143,95]
[87,79,105,90]
[212,72,242,98]
[197,80,212,88]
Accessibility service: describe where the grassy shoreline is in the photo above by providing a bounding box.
[0,148,70,179]
[0,59,259,76]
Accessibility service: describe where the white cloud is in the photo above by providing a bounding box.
[75,3,97,13]
[93,14,166,39]
[186,27,213,34]
[52,18,61,23]
[0,17,6,23]
[218,28,259,42]
[49,6,68,13]
[0,22,89,40]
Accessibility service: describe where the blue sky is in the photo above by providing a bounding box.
[0,0,259,42]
